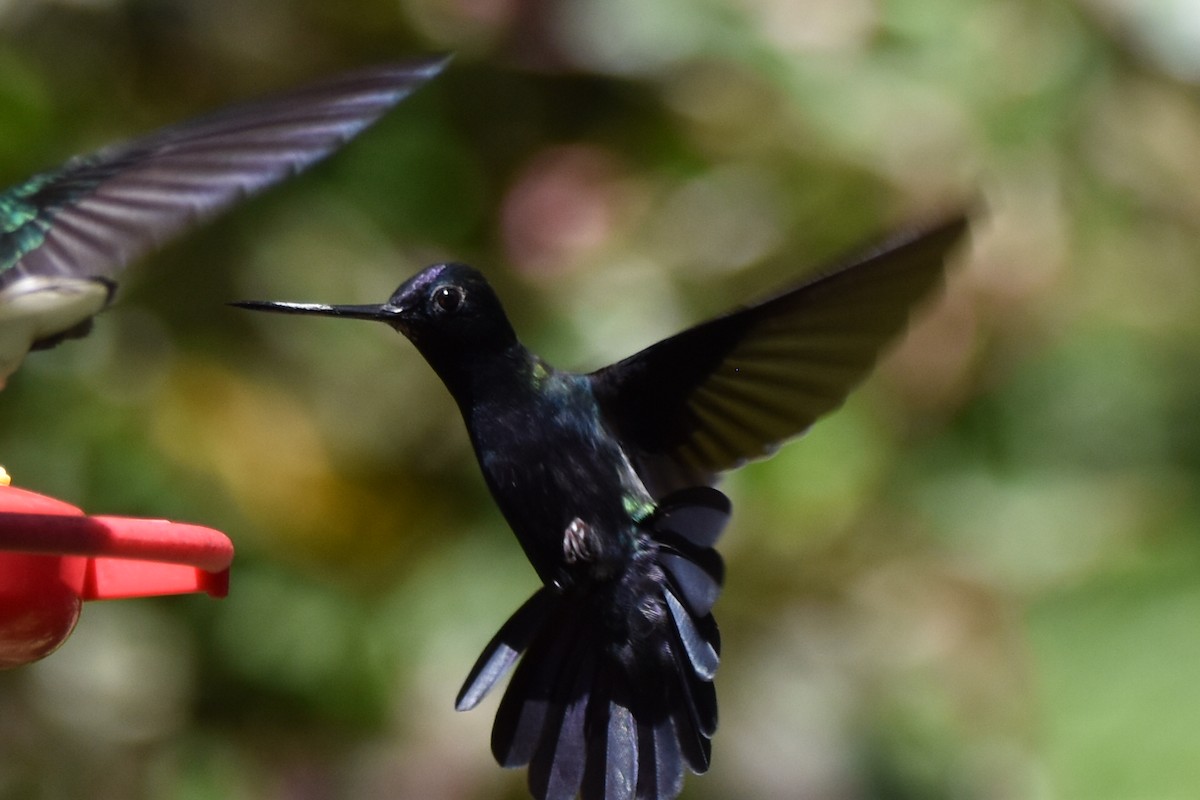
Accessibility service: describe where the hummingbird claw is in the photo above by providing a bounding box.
[562,517,597,564]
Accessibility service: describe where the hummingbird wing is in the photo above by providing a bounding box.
[0,55,447,384]
[589,216,968,497]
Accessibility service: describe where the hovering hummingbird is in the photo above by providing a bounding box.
[0,55,448,388]
[235,216,967,800]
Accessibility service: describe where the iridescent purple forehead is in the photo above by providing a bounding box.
[388,262,489,307]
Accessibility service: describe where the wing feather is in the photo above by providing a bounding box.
[0,56,448,288]
[0,56,446,382]
[590,216,967,495]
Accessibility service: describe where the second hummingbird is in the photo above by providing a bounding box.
[0,55,448,388]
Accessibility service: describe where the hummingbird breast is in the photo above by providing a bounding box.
[467,370,652,588]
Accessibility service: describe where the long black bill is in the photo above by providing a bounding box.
[231,300,398,322]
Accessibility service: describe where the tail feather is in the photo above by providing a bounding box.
[654,489,729,617]
[658,544,723,617]
[637,717,684,800]
[663,589,718,680]
[581,677,637,800]
[674,622,718,739]
[668,664,712,774]
[457,588,554,712]
[529,629,594,800]
[652,487,730,547]
[458,487,731,800]
[491,609,578,767]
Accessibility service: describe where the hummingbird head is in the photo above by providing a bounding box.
[234,262,521,385]
[383,262,515,346]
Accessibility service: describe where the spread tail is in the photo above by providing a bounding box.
[456,487,731,800]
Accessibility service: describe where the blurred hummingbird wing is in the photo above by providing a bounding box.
[589,216,968,497]
[0,55,448,292]
[0,56,446,384]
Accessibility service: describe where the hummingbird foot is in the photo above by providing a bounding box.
[562,517,598,564]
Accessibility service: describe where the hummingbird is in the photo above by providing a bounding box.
[0,55,448,388]
[235,216,968,800]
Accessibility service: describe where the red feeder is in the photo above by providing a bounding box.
[0,483,234,668]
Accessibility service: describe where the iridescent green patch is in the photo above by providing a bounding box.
[529,359,549,390]
[623,493,655,523]
[0,171,58,274]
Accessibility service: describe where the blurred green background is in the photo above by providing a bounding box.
[2,0,1200,798]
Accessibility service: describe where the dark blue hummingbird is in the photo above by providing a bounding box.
[0,55,448,388]
[234,216,968,800]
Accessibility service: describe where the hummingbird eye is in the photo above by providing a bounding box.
[431,284,466,315]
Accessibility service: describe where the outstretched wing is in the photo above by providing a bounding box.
[589,216,968,496]
[0,55,447,383]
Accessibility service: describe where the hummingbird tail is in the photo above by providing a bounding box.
[455,487,731,800]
